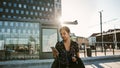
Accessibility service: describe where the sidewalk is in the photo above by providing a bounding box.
[0,55,120,66]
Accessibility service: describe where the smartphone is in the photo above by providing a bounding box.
[51,47,57,51]
[51,47,59,53]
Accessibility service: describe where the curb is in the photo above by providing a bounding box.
[0,55,120,66]
[82,55,120,62]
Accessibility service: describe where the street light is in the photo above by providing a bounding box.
[63,20,78,25]
[99,10,104,52]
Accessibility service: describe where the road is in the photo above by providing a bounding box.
[85,59,120,68]
[1,58,120,68]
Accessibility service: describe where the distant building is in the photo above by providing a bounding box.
[70,33,77,41]
[89,29,120,49]
[77,37,89,49]
[70,33,89,49]
[88,33,99,46]
[0,0,61,60]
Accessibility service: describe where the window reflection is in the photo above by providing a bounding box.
[42,29,58,52]
[0,21,40,59]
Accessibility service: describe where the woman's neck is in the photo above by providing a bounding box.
[64,38,71,51]
[64,38,71,43]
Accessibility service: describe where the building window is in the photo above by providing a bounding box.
[47,3,50,6]
[0,14,5,18]
[4,21,8,26]
[0,21,40,57]
[37,6,40,10]
[41,7,44,11]
[35,12,38,16]
[18,4,22,8]
[10,22,14,26]
[18,16,21,19]
[20,23,24,27]
[32,30,35,34]
[49,8,52,12]
[7,29,10,33]
[18,29,21,34]
[25,23,29,27]
[8,2,12,7]
[35,24,39,28]
[3,2,7,6]
[16,10,19,14]
[15,22,19,27]
[39,13,42,16]
[26,11,29,15]
[30,23,33,27]
[5,9,9,13]
[0,8,3,12]
[28,30,30,34]
[13,3,17,7]
[42,29,58,52]
[30,12,33,15]
[33,6,36,10]
[30,0,33,3]
[28,17,31,19]
[23,30,26,34]
[11,9,14,13]
[23,17,26,19]
[45,8,48,11]
[39,2,42,4]
[1,29,5,33]
[12,29,16,33]
[21,10,24,14]
[0,21,3,26]
[8,15,11,18]
[37,30,39,34]
[23,4,27,8]
[13,16,17,18]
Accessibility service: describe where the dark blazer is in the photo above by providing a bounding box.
[51,40,85,68]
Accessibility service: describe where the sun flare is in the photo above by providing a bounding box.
[58,16,66,26]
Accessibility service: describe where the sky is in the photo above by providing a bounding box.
[61,0,120,37]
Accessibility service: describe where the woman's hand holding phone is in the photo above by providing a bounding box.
[51,47,59,58]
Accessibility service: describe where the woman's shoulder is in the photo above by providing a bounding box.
[71,40,78,47]
[71,40,78,44]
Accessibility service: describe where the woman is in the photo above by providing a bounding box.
[51,26,85,68]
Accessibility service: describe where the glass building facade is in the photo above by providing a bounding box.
[0,0,61,60]
[0,0,56,20]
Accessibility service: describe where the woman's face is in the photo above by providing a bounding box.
[60,29,70,41]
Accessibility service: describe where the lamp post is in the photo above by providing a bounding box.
[99,10,104,52]
[114,26,117,49]
[63,20,78,25]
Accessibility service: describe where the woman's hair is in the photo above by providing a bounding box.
[59,26,70,33]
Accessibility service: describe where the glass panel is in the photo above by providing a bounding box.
[13,3,17,7]
[11,9,14,13]
[5,9,9,13]
[3,2,7,6]
[0,41,4,50]
[23,4,27,8]
[0,8,3,12]
[2,15,6,18]
[1,21,40,60]
[0,21,2,25]
[42,29,58,52]
[16,10,19,14]
[37,6,40,10]
[18,4,22,8]
[8,2,12,7]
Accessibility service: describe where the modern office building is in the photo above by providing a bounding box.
[0,0,61,60]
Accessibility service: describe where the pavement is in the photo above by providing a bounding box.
[0,55,120,68]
